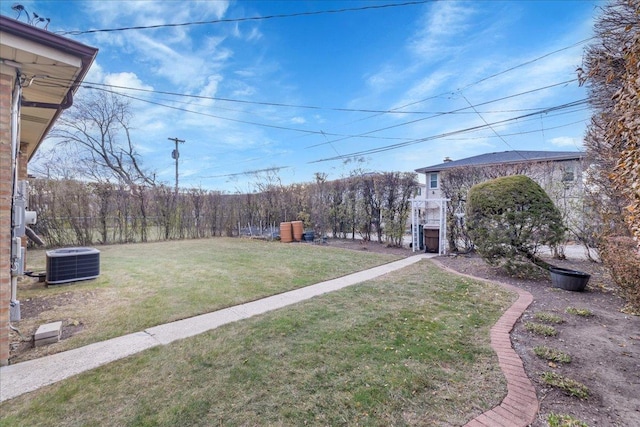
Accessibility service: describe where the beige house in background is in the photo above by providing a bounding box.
[412,150,586,253]
[0,15,97,365]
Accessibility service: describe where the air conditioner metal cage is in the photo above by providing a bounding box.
[46,247,100,285]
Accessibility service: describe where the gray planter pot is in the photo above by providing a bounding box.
[549,267,590,292]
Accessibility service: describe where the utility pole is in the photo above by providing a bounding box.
[168,137,185,194]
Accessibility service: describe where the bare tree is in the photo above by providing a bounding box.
[47,90,158,241]
[51,90,156,187]
[440,166,486,252]
[380,172,417,247]
[29,145,84,180]
[310,172,330,237]
[327,178,348,238]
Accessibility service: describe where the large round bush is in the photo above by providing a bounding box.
[466,175,565,276]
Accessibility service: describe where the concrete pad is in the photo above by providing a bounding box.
[34,321,62,341]
[34,336,60,347]
[538,244,598,261]
[0,331,160,402]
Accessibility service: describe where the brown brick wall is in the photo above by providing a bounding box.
[0,72,14,366]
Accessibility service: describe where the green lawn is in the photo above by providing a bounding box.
[2,260,515,426]
[15,238,400,360]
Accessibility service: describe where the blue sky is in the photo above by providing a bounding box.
[3,0,602,192]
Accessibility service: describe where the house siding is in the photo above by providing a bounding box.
[415,152,586,252]
[422,158,584,204]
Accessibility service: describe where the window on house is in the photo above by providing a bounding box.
[562,166,575,182]
[429,173,438,189]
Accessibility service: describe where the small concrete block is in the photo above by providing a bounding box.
[34,335,60,347]
[34,321,62,341]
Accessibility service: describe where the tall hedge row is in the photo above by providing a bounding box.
[27,172,417,248]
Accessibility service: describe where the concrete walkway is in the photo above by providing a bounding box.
[1,254,539,427]
[0,254,433,402]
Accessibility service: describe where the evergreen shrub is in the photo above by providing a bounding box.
[466,175,565,277]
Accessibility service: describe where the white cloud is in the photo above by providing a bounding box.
[230,82,256,98]
[389,71,453,114]
[246,27,263,42]
[82,0,234,91]
[232,22,263,41]
[365,64,403,92]
[550,136,581,147]
[192,75,224,108]
[87,0,229,28]
[354,2,480,111]
[200,75,223,97]
[83,61,105,84]
[104,72,154,92]
[408,1,477,57]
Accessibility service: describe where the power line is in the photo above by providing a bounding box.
[37,76,582,117]
[200,166,291,179]
[57,1,432,35]
[304,79,581,149]
[35,77,413,138]
[460,93,525,160]
[196,113,589,171]
[37,25,591,120]
[173,113,589,177]
[335,38,594,127]
[86,81,585,153]
[37,17,590,122]
[456,37,595,94]
[36,77,587,158]
[80,84,333,137]
[439,119,589,141]
[47,79,454,114]
[71,84,417,142]
[35,73,587,157]
[308,99,588,163]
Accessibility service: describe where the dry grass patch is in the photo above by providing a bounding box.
[534,312,565,324]
[546,412,589,427]
[541,372,590,399]
[524,322,558,337]
[13,238,400,362]
[565,306,593,317]
[533,346,572,364]
[1,261,515,426]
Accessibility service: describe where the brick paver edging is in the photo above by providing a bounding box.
[431,259,538,427]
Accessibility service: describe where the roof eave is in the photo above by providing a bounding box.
[0,16,98,160]
[415,152,585,174]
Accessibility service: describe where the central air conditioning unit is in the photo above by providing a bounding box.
[46,247,100,285]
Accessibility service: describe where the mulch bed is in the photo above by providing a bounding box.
[434,252,640,427]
